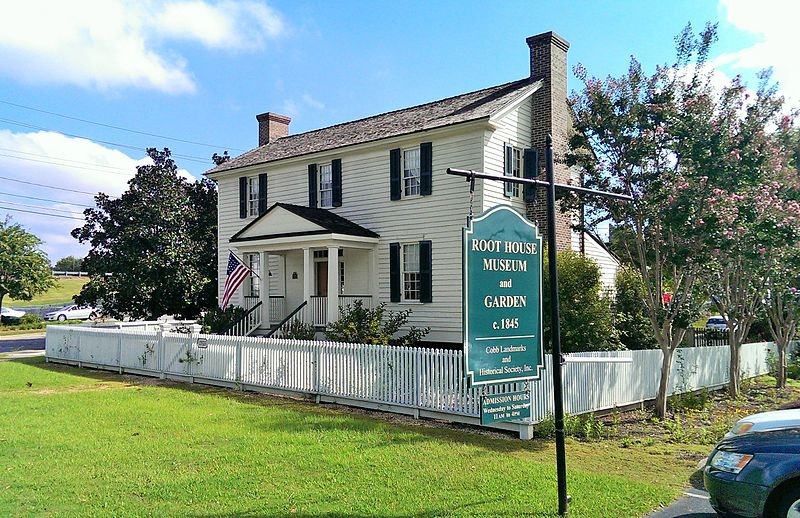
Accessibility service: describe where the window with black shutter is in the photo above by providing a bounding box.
[239,176,247,219]
[258,173,268,215]
[523,148,539,202]
[308,164,318,207]
[389,242,400,302]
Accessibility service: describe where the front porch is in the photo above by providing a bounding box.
[227,203,381,336]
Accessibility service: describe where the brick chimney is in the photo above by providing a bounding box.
[525,31,573,251]
[256,112,291,146]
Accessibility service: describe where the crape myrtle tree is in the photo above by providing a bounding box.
[697,72,793,396]
[0,218,56,314]
[73,148,218,320]
[567,24,718,417]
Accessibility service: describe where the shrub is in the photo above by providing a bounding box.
[20,314,43,325]
[613,266,658,349]
[198,306,247,334]
[324,300,429,346]
[281,319,316,340]
[543,250,620,352]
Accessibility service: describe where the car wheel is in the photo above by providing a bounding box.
[771,485,800,517]
[88,312,97,321]
[57,314,66,321]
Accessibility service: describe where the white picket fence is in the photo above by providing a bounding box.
[44,325,778,439]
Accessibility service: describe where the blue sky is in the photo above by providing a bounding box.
[0,0,796,261]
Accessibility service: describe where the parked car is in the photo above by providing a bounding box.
[44,305,98,321]
[0,306,26,323]
[706,316,728,331]
[726,409,800,438]
[704,428,800,517]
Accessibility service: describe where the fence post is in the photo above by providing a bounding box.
[314,341,321,403]
[235,338,243,390]
[413,348,421,419]
[117,330,123,374]
[158,323,170,379]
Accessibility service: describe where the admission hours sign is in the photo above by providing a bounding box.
[463,205,544,385]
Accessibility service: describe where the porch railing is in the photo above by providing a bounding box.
[309,295,373,327]
[243,296,259,311]
[269,296,286,323]
[222,301,262,336]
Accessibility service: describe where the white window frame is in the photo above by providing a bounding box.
[247,253,260,297]
[402,148,421,197]
[401,243,421,302]
[319,163,333,208]
[248,177,259,217]
[511,147,522,197]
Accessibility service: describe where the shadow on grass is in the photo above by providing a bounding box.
[16,356,549,455]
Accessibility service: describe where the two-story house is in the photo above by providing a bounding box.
[206,31,618,344]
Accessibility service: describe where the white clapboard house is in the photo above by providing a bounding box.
[206,31,619,344]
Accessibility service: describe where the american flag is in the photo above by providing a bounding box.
[220,251,252,309]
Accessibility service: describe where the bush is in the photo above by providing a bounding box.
[543,250,620,352]
[198,306,247,334]
[281,319,316,340]
[20,314,43,325]
[324,300,429,346]
[613,266,658,349]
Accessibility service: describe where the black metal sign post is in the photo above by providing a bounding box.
[447,135,631,517]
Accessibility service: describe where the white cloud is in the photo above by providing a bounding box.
[717,0,800,102]
[0,130,196,261]
[0,0,285,94]
[281,94,325,119]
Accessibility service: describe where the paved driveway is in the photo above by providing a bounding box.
[646,487,715,517]
[0,333,45,354]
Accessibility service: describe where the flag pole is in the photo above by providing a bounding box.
[228,249,260,279]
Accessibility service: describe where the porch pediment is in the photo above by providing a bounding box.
[230,203,380,244]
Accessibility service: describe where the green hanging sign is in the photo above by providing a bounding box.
[463,205,544,385]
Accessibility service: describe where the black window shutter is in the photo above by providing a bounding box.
[523,148,539,203]
[419,240,432,303]
[389,148,401,200]
[420,142,432,196]
[239,176,247,218]
[258,173,268,215]
[332,159,342,207]
[504,144,514,197]
[389,242,401,302]
[307,164,318,208]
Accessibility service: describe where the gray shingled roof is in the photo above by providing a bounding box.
[208,77,538,175]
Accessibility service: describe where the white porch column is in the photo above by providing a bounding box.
[302,248,312,322]
[370,245,380,304]
[327,246,339,324]
[259,251,270,329]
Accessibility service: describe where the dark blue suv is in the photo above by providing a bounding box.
[703,427,800,517]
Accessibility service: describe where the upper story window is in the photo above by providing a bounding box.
[402,243,421,301]
[511,147,522,197]
[319,163,333,208]
[248,177,259,216]
[403,148,421,196]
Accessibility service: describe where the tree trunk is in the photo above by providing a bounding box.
[728,340,741,397]
[655,345,675,418]
[777,341,787,389]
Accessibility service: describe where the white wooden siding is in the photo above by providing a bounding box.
[582,233,619,294]
[479,100,531,213]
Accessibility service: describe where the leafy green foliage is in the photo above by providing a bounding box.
[72,149,218,320]
[324,300,429,346]
[0,218,56,314]
[614,266,657,349]
[53,256,83,272]
[19,314,43,325]
[542,250,619,352]
[281,319,316,340]
[198,306,247,334]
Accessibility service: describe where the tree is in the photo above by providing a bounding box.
[568,24,717,417]
[543,250,619,352]
[0,218,56,313]
[72,148,218,320]
[53,255,83,272]
[613,266,658,350]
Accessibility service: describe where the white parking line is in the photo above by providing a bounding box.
[683,491,710,500]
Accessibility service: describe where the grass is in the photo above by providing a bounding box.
[0,357,699,517]
[5,277,88,307]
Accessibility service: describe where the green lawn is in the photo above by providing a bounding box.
[6,277,88,307]
[0,358,698,517]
